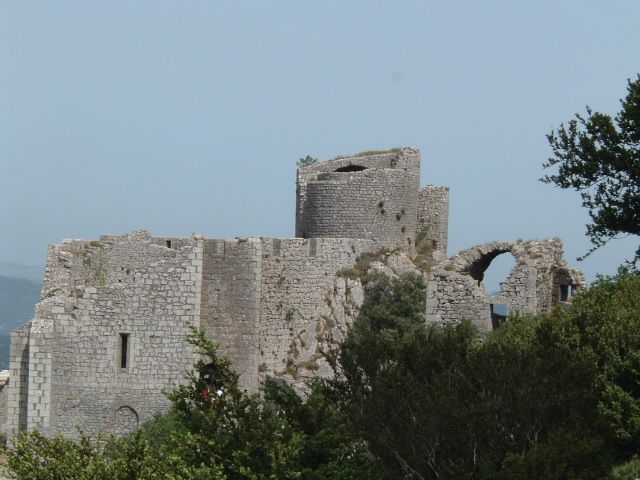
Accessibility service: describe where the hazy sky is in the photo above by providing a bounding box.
[1,0,639,288]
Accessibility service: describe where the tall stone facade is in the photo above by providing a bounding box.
[5,147,585,439]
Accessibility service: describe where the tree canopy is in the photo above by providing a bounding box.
[542,75,640,265]
[5,271,640,479]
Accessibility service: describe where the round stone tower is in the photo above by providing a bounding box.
[296,148,420,249]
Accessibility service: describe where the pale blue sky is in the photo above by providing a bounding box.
[1,0,639,287]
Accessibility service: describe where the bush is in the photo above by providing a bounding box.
[5,430,170,480]
[609,457,640,480]
[332,272,621,479]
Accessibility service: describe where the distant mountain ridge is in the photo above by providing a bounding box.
[0,261,44,283]
[0,265,43,369]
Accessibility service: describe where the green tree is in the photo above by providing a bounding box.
[566,269,640,458]
[263,379,382,480]
[542,75,640,264]
[161,328,305,479]
[296,155,318,168]
[332,272,617,479]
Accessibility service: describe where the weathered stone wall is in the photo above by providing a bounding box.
[200,238,262,392]
[417,186,450,261]
[0,371,8,438]
[10,231,203,439]
[6,323,31,438]
[302,169,419,249]
[27,304,55,434]
[428,238,585,328]
[296,148,421,249]
[425,269,492,332]
[258,237,373,387]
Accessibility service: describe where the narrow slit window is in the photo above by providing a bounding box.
[120,333,129,369]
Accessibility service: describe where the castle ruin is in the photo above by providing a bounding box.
[3,148,585,439]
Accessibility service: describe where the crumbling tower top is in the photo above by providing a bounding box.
[296,148,421,249]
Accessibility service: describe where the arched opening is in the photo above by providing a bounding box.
[112,406,139,437]
[334,164,367,172]
[482,252,517,294]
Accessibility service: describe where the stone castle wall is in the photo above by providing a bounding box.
[200,238,263,392]
[417,186,450,261]
[8,231,202,439]
[6,323,30,438]
[5,147,585,440]
[258,237,373,384]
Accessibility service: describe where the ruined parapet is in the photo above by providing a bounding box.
[296,148,420,249]
[417,185,450,261]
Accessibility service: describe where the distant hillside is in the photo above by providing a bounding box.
[0,275,41,333]
[0,335,9,370]
[0,261,43,283]
[0,275,42,370]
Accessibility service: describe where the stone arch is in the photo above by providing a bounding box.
[483,251,518,293]
[466,248,513,285]
[445,241,539,322]
[111,405,139,437]
[447,241,519,284]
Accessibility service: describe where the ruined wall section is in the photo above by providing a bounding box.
[417,186,450,261]
[296,148,420,241]
[259,237,373,387]
[551,266,587,307]
[200,238,262,393]
[21,230,202,439]
[425,269,492,333]
[434,238,585,327]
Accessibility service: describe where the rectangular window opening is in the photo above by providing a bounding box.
[120,333,129,369]
[560,285,569,302]
[166,240,172,249]
[490,303,508,330]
